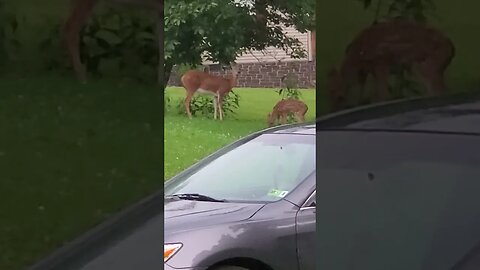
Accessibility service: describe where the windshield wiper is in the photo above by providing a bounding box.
[165,193,227,202]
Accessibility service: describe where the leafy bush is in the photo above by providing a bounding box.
[38,20,72,73]
[164,91,172,112]
[39,7,159,81]
[175,91,240,118]
[0,1,20,68]
[81,8,158,80]
[276,73,302,100]
[356,0,437,23]
[389,65,422,98]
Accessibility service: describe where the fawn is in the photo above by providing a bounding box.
[267,99,308,127]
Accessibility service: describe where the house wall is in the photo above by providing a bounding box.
[234,26,312,63]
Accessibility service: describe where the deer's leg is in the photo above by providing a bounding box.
[213,95,218,120]
[63,0,97,83]
[218,94,224,121]
[268,112,277,126]
[372,65,390,102]
[432,72,447,95]
[412,61,446,96]
[356,70,368,104]
[412,62,433,96]
[219,102,224,120]
[293,113,302,123]
[267,114,274,127]
[298,112,306,123]
[184,92,194,119]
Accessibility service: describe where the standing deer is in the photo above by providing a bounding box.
[181,63,240,120]
[267,99,308,127]
[63,0,163,83]
[327,19,455,111]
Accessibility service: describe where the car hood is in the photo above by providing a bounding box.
[164,199,266,234]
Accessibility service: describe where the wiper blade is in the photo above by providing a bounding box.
[165,193,227,202]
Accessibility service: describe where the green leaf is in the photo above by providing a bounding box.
[95,30,122,46]
[136,31,156,41]
[363,0,373,8]
[103,14,122,31]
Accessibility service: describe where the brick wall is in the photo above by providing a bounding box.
[168,60,316,89]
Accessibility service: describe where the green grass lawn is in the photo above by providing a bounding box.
[164,87,316,180]
[0,75,162,270]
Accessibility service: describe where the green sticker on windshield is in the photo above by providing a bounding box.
[268,189,289,198]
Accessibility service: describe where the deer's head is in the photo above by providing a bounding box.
[230,62,240,77]
[267,112,275,127]
[326,67,348,112]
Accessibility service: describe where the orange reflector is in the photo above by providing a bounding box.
[164,243,182,262]
[164,248,175,259]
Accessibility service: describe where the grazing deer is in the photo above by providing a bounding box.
[327,19,455,111]
[267,99,308,127]
[181,63,240,120]
[63,0,163,83]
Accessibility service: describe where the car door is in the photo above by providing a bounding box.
[296,189,316,270]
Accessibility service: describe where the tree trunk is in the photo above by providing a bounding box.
[157,0,164,86]
[163,60,174,91]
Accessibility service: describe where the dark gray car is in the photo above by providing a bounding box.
[29,92,480,270]
[164,124,316,270]
[316,91,480,270]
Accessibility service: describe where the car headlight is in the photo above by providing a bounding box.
[164,243,182,262]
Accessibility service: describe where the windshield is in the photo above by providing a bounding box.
[165,133,315,202]
[317,131,480,270]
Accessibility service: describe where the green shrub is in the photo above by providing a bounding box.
[388,65,423,98]
[0,1,20,68]
[38,20,71,74]
[164,91,172,112]
[39,7,159,82]
[175,91,240,118]
[275,73,302,100]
